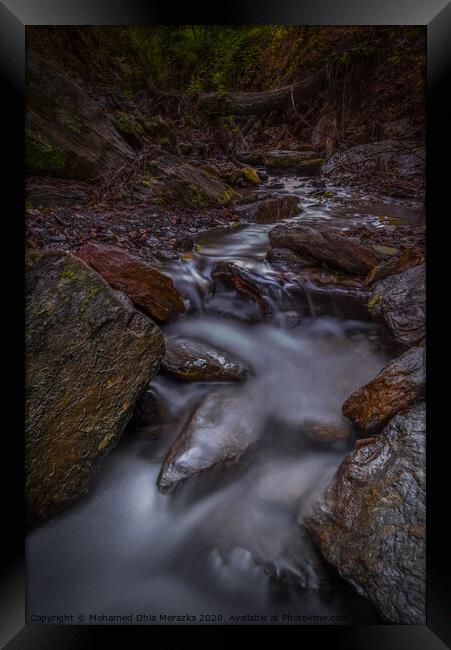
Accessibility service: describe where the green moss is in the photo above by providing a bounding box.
[55,99,83,134]
[217,188,237,205]
[242,166,260,185]
[61,269,77,281]
[26,131,68,175]
[114,113,144,137]
[186,184,208,208]
[367,293,380,309]
[79,286,101,314]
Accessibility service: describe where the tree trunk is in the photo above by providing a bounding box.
[198,69,325,116]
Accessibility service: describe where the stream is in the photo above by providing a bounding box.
[27,173,424,625]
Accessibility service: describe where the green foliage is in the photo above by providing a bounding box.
[26,131,67,175]
[113,113,144,144]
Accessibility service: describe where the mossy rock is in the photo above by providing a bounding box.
[26,250,165,526]
[242,166,260,185]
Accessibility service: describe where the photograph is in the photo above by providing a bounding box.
[22,23,429,628]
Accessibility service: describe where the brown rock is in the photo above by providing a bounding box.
[76,242,185,321]
[26,251,165,526]
[213,262,272,315]
[162,337,247,382]
[342,345,425,433]
[269,223,380,275]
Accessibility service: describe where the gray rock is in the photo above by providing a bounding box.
[369,263,425,346]
[26,250,165,526]
[157,388,263,492]
[304,402,426,623]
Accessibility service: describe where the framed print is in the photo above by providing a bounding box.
[2,0,450,646]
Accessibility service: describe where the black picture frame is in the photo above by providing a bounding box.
[2,1,450,646]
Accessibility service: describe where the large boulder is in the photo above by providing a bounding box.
[342,345,425,433]
[134,149,239,207]
[76,242,185,321]
[26,251,165,525]
[269,223,380,276]
[304,402,426,624]
[368,263,425,346]
[157,388,263,492]
[162,337,247,382]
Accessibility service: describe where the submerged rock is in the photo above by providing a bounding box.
[368,263,425,346]
[26,251,165,526]
[269,223,380,275]
[76,242,185,321]
[157,389,263,492]
[304,402,426,624]
[235,195,300,223]
[342,345,425,433]
[162,337,247,382]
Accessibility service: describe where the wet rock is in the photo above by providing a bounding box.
[269,223,380,276]
[342,345,425,434]
[157,389,262,492]
[213,262,272,315]
[264,151,324,174]
[26,250,165,526]
[161,337,247,382]
[235,196,299,223]
[368,263,425,346]
[76,242,185,322]
[304,402,426,624]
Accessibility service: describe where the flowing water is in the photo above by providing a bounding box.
[27,174,424,625]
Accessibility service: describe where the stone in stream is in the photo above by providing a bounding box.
[342,345,425,434]
[234,195,300,223]
[303,402,426,624]
[26,251,165,526]
[264,150,324,174]
[269,223,380,276]
[157,389,263,492]
[368,263,426,347]
[161,337,248,382]
[212,262,272,315]
[76,241,185,322]
[266,248,371,320]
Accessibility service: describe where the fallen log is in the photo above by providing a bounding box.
[198,69,325,116]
